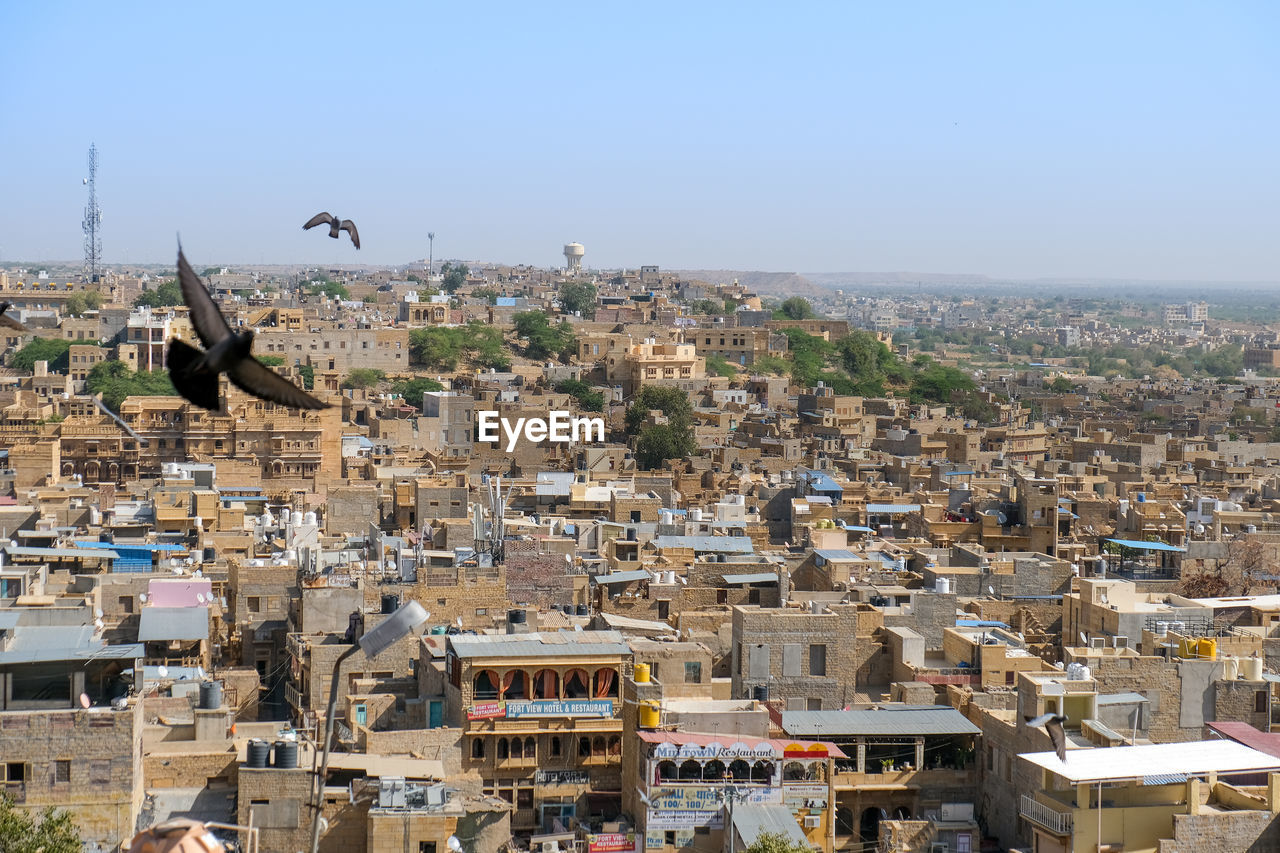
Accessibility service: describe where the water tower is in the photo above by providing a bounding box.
[563,242,585,274]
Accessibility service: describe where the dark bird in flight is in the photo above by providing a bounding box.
[303,212,360,249]
[167,248,328,412]
[1025,713,1068,762]
[0,302,28,332]
[88,396,148,446]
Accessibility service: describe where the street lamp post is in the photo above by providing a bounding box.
[308,601,429,853]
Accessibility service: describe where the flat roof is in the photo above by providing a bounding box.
[1020,739,1280,784]
[722,572,778,585]
[3,545,120,560]
[138,607,210,642]
[593,571,650,585]
[450,630,631,659]
[866,504,921,514]
[781,708,981,737]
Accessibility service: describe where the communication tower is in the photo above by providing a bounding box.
[82,144,102,282]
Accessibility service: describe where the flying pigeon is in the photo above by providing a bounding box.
[166,248,327,412]
[88,396,148,446]
[0,302,27,331]
[302,212,360,249]
[1025,713,1068,762]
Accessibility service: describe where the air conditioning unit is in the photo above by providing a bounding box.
[931,844,949,853]
[1113,636,1129,649]
[804,815,821,828]
[1090,637,1107,649]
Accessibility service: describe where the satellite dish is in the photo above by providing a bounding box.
[996,512,1008,525]
[456,616,463,627]
[94,607,104,619]
[157,666,169,678]
[79,693,91,709]
[987,585,995,596]
[447,837,464,853]
[94,619,104,631]
[1079,632,1088,646]
[196,593,206,604]
[139,593,147,603]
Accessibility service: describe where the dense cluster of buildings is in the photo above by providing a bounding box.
[5,260,1280,852]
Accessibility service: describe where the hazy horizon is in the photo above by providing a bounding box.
[1,2,1277,281]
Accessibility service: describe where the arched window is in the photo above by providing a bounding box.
[510,738,522,759]
[657,760,678,781]
[525,736,537,758]
[592,736,606,757]
[729,759,751,781]
[679,760,701,780]
[752,760,774,783]
[608,736,622,756]
[579,737,591,758]
[594,668,618,698]
[471,739,485,759]
[702,759,726,781]
[533,669,560,700]
[497,738,509,759]
[502,670,529,699]
[551,736,562,757]
[473,669,500,701]
[564,669,590,699]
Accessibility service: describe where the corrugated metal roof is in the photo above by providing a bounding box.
[1096,692,1150,706]
[652,535,754,553]
[865,499,916,512]
[814,549,857,562]
[138,606,209,642]
[74,540,185,551]
[731,804,809,846]
[721,572,777,585]
[1021,740,1280,784]
[781,708,981,737]
[450,630,631,658]
[593,570,651,585]
[0,625,139,664]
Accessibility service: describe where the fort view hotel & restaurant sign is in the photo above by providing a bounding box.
[467,699,614,720]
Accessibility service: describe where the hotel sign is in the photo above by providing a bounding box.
[586,832,637,852]
[645,810,724,830]
[536,770,589,785]
[505,699,613,718]
[467,702,506,720]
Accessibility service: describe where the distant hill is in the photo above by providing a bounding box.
[672,270,827,298]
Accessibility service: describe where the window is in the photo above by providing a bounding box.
[3,762,27,782]
[809,645,827,677]
[54,760,70,783]
[657,600,670,620]
[1005,671,1015,685]
[684,661,702,683]
[247,597,261,613]
[471,739,485,759]
[517,788,533,809]
[1258,691,1269,713]
[551,736,561,757]
[420,844,437,853]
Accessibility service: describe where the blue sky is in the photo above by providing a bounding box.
[1,2,1277,280]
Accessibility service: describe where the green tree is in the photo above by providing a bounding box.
[133,278,184,308]
[341,368,387,389]
[751,354,790,376]
[635,423,696,470]
[308,281,350,300]
[559,281,597,318]
[742,832,812,853]
[910,363,976,405]
[472,287,500,305]
[441,262,469,294]
[625,385,693,435]
[778,297,814,320]
[12,337,73,372]
[257,355,286,367]
[0,796,82,853]
[298,364,315,390]
[64,290,105,316]
[686,298,723,316]
[1047,375,1074,393]
[555,379,605,412]
[392,376,445,408]
[705,354,737,378]
[513,311,576,361]
[85,360,177,410]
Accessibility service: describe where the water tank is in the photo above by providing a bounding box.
[660,511,673,525]
[638,701,660,728]
[575,604,588,616]
[291,511,303,527]
[1156,621,1169,637]
[1078,665,1091,680]
[690,509,703,522]
[1243,656,1264,681]
[1136,493,1146,503]
[1197,638,1217,661]
[508,609,527,625]
[303,511,317,526]
[198,680,222,710]
[429,625,448,635]
[1222,656,1239,680]
[634,663,651,683]
[246,739,271,769]
[935,577,949,594]
[1178,638,1198,659]
[273,740,298,769]
[753,685,770,702]
[381,594,399,614]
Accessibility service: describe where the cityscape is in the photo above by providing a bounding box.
[2,5,1279,853]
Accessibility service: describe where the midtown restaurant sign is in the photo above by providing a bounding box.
[466,699,614,720]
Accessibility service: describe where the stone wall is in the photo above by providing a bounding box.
[1158,810,1280,853]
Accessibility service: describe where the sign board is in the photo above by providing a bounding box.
[506,699,613,718]
[783,783,828,811]
[648,786,781,811]
[645,809,724,830]
[536,769,589,785]
[587,832,638,852]
[467,702,506,720]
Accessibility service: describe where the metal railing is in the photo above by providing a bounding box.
[1021,794,1073,835]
